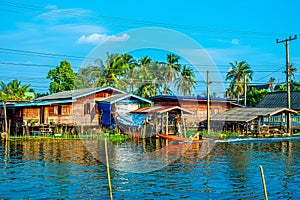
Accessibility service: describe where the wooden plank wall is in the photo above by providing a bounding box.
[154,100,236,127]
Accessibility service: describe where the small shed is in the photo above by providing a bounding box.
[131,105,194,137]
[211,107,298,135]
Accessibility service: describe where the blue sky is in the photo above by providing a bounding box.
[1,0,300,95]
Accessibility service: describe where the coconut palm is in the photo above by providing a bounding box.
[162,53,181,94]
[134,56,156,98]
[174,65,196,96]
[96,53,123,88]
[121,54,138,92]
[226,61,253,103]
[0,79,31,100]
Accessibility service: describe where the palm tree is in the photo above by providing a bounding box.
[134,56,155,98]
[226,61,253,103]
[0,79,30,100]
[225,83,236,98]
[174,65,196,96]
[162,53,181,94]
[122,54,137,92]
[96,53,124,88]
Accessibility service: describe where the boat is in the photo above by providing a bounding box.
[157,133,210,143]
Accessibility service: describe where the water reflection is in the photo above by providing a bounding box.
[0,137,300,199]
[83,138,215,173]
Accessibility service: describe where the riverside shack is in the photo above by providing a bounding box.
[0,86,151,136]
[149,95,242,129]
[211,107,298,136]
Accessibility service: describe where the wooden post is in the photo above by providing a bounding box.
[160,113,163,134]
[8,119,11,140]
[259,165,268,200]
[3,101,9,140]
[166,112,169,135]
[206,71,211,135]
[268,115,270,134]
[280,113,283,132]
[258,117,261,136]
[3,101,7,133]
[104,138,113,200]
[181,111,187,138]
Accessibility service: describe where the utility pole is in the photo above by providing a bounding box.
[206,70,211,135]
[276,35,297,135]
[244,74,247,107]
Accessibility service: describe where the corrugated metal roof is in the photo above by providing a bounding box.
[132,105,194,114]
[35,86,126,101]
[211,107,297,122]
[97,93,152,104]
[149,95,236,102]
[256,91,300,110]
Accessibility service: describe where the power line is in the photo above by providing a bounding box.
[0,1,298,38]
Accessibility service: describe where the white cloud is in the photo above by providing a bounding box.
[77,33,130,45]
[49,24,106,34]
[38,5,91,20]
[231,39,239,45]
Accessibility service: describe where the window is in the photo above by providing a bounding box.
[48,106,55,115]
[48,106,58,115]
[62,105,71,115]
[84,103,91,115]
[58,105,62,115]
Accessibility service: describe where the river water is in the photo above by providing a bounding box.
[1,137,300,199]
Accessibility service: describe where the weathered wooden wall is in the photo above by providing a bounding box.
[23,107,40,123]
[154,100,238,126]
[44,104,73,124]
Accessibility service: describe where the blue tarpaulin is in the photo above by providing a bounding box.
[98,103,111,125]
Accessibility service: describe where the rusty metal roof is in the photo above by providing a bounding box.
[211,107,298,122]
[97,93,152,104]
[132,105,194,114]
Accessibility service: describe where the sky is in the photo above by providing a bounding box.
[1,0,300,95]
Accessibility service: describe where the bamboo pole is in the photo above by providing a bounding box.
[3,101,8,139]
[104,138,113,200]
[259,165,268,200]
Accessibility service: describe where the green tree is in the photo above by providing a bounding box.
[75,65,104,89]
[0,79,31,100]
[225,61,253,103]
[162,53,181,94]
[47,60,76,94]
[246,88,268,107]
[134,56,159,98]
[96,53,125,89]
[118,53,137,91]
[174,65,196,95]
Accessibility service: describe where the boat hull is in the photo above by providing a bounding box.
[157,133,209,143]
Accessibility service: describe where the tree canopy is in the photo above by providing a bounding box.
[0,79,31,100]
[76,53,196,98]
[225,60,253,103]
[47,60,76,94]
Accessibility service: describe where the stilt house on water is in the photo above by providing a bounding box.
[211,107,298,136]
[0,86,151,136]
[149,95,243,130]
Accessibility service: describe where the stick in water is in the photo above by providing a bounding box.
[259,165,268,200]
[105,138,113,200]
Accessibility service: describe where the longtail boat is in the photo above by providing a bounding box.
[157,133,210,143]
